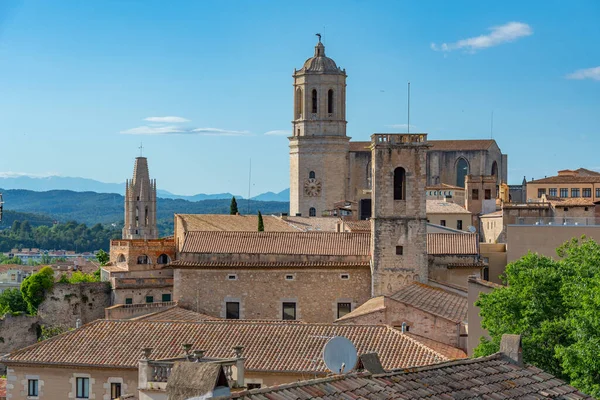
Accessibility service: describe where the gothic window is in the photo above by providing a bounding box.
[491,161,498,178]
[137,255,150,265]
[309,207,316,217]
[456,158,469,188]
[311,89,318,113]
[295,88,303,119]
[393,167,406,200]
[157,254,170,264]
[145,206,149,226]
[117,254,126,263]
[309,171,315,179]
[328,89,334,114]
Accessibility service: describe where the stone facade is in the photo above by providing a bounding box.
[0,315,39,362]
[173,266,371,323]
[123,157,157,240]
[370,134,429,296]
[6,365,136,400]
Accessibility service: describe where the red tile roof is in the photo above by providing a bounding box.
[530,175,600,184]
[175,214,298,232]
[427,233,478,255]
[131,306,221,322]
[169,260,370,269]
[389,282,468,323]
[181,231,370,256]
[226,353,592,399]
[2,320,465,372]
[428,139,496,151]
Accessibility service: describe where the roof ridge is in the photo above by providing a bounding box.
[386,352,504,375]
[386,327,449,362]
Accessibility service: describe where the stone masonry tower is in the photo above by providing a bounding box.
[123,156,158,240]
[370,134,429,296]
[289,37,349,217]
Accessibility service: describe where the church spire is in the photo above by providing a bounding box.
[123,154,158,240]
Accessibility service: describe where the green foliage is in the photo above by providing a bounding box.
[0,288,28,315]
[37,324,70,341]
[95,249,109,266]
[230,196,239,215]
[67,271,100,283]
[0,254,22,265]
[0,219,120,253]
[257,211,264,232]
[20,266,55,314]
[474,237,600,397]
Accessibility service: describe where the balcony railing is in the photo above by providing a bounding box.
[512,217,600,226]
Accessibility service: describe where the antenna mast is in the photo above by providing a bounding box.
[247,158,252,214]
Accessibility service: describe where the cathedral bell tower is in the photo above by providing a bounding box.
[123,156,158,240]
[289,36,349,217]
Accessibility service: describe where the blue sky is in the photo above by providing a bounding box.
[0,0,598,195]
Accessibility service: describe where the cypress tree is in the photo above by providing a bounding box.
[230,196,239,215]
[257,211,264,232]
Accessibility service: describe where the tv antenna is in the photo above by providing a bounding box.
[322,336,358,374]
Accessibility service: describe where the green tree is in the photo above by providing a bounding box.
[0,288,28,315]
[230,196,239,215]
[20,266,55,314]
[257,211,264,232]
[474,237,600,397]
[39,253,52,264]
[95,249,109,266]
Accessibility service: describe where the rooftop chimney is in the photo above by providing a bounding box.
[500,334,523,366]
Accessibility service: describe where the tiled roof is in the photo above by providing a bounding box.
[175,214,298,232]
[226,353,592,399]
[481,210,503,218]
[348,141,370,152]
[548,197,595,207]
[426,200,472,214]
[335,297,386,322]
[530,175,600,184]
[425,183,465,191]
[169,260,370,269]
[131,306,221,322]
[181,231,370,256]
[428,139,496,151]
[427,233,478,255]
[575,168,600,176]
[389,282,468,323]
[342,220,371,232]
[282,216,340,232]
[2,320,465,372]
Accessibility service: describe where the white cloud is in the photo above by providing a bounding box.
[264,130,291,136]
[120,125,251,136]
[566,66,600,81]
[0,171,58,178]
[144,116,190,123]
[431,22,532,53]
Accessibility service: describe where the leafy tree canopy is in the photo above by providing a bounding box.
[475,237,600,397]
[95,249,109,266]
[257,211,264,232]
[0,288,28,315]
[230,196,239,215]
[20,266,55,314]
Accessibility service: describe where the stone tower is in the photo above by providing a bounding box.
[123,157,158,240]
[289,38,349,217]
[370,134,429,296]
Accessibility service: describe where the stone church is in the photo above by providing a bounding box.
[290,39,507,219]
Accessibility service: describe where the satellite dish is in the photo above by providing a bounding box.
[467,226,476,233]
[323,336,358,374]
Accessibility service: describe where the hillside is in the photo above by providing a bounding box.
[0,189,290,235]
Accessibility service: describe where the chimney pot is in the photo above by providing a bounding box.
[500,334,523,366]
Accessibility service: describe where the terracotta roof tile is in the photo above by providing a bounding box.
[181,231,370,256]
[427,233,478,255]
[175,214,298,232]
[426,200,471,214]
[282,217,340,232]
[530,175,600,184]
[3,320,464,372]
[169,260,370,269]
[342,220,371,232]
[389,282,468,323]
[547,197,595,207]
[428,139,496,151]
[131,306,221,322]
[227,353,592,399]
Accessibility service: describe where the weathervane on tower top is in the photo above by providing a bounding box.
[316,33,321,43]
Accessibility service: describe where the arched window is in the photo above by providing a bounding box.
[311,89,318,114]
[144,206,149,226]
[309,207,316,217]
[491,161,498,178]
[117,254,126,263]
[295,88,303,119]
[366,161,372,189]
[393,167,406,200]
[327,89,334,114]
[456,158,469,188]
[137,255,150,265]
[157,254,170,264]
[309,171,316,179]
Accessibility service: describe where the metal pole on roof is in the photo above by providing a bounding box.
[247,158,252,214]
[407,82,411,134]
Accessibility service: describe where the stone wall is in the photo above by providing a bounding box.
[428,255,484,289]
[109,239,175,272]
[0,314,39,359]
[105,302,176,320]
[173,267,371,323]
[38,282,111,329]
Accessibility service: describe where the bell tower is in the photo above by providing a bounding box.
[289,37,349,217]
[370,134,429,296]
[123,156,158,240]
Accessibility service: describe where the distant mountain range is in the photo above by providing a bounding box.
[0,175,290,202]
